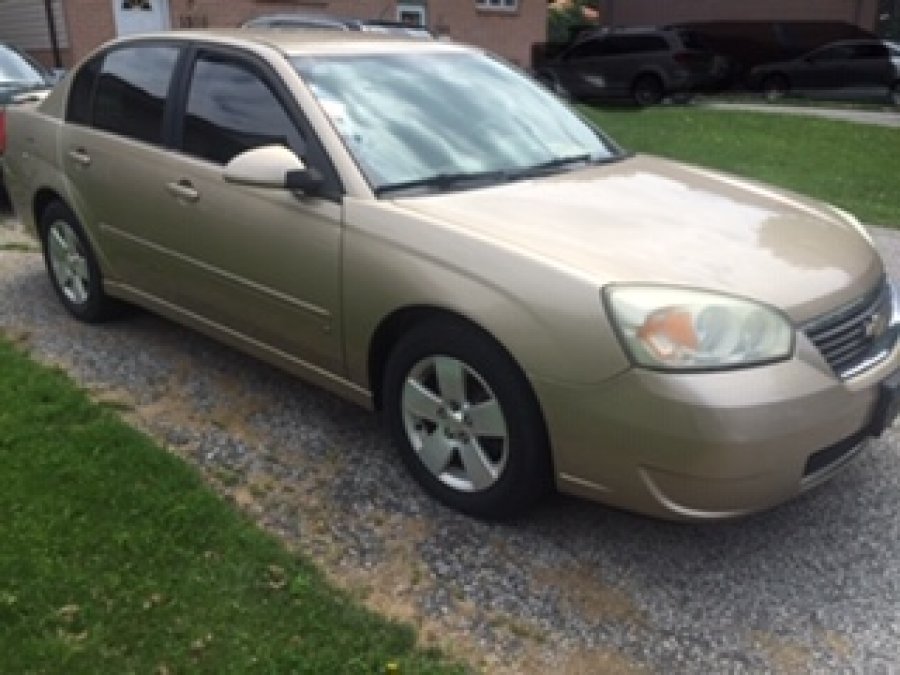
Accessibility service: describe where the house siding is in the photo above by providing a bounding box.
[0,0,69,65]
[56,0,547,67]
[599,0,879,32]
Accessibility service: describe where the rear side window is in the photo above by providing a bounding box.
[565,38,608,61]
[852,43,889,59]
[677,30,708,51]
[605,35,669,54]
[182,54,304,165]
[67,56,101,125]
[92,45,179,145]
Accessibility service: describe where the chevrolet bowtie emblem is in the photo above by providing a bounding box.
[864,312,888,340]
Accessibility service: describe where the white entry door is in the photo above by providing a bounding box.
[112,0,170,36]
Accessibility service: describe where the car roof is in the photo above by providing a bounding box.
[241,13,354,30]
[107,28,454,56]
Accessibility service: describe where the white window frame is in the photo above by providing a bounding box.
[475,0,519,12]
[396,4,427,26]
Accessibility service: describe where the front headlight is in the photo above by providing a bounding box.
[604,286,794,370]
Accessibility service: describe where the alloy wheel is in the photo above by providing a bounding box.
[401,355,509,492]
[47,219,91,305]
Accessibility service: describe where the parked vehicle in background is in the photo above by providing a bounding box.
[666,20,876,92]
[749,39,900,104]
[241,13,434,39]
[534,27,729,105]
[4,31,899,522]
[1,42,53,188]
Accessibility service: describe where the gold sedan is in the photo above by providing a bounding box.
[3,30,898,520]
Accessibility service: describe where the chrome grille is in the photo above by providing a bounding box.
[804,281,895,379]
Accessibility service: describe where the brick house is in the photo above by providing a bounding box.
[0,0,546,68]
[554,0,879,32]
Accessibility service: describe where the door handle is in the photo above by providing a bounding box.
[166,179,200,203]
[67,148,92,167]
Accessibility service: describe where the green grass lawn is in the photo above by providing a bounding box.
[0,338,460,674]
[582,105,900,227]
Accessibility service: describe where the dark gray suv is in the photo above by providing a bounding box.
[535,27,727,105]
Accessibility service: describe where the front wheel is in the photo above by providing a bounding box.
[40,201,117,322]
[383,319,552,519]
[535,70,570,99]
[890,81,900,107]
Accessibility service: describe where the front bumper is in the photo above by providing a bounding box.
[535,327,900,521]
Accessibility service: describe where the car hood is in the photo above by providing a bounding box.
[392,154,883,323]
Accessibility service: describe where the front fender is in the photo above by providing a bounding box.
[342,198,631,388]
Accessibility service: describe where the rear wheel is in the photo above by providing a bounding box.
[383,319,552,519]
[632,74,664,106]
[890,81,900,107]
[761,74,789,102]
[40,201,117,322]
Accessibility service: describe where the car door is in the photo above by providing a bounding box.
[557,37,609,98]
[59,41,186,289]
[145,47,345,373]
[599,36,649,94]
[796,44,851,93]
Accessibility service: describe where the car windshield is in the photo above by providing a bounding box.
[0,45,46,87]
[291,50,620,195]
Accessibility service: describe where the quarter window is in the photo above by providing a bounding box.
[67,55,101,125]
[182,54,303,165]
[92,45,179,145]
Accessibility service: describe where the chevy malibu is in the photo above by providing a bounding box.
[3,30,898,520]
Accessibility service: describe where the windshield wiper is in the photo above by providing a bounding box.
[512,152,634,180]
[507,154,599,180]
[375,169,508,197]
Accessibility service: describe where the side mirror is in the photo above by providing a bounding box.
[285,167,324,192]
[224,145,322,194]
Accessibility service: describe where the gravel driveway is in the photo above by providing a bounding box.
[3,212,900,673]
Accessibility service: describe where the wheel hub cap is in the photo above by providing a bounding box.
[402,355,509,493]
[47,220,91,306]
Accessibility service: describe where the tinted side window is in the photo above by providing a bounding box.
[677,30,708,50]
[67,55,101,125]
[637,36,670,52]
[182,54,303,165]
[606,36,668,54]
[852,43,889,59]
[93,45,179,145]
[814,46,853,61]
[565,38,608,61]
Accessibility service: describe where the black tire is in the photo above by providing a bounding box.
[631,74,664,106]
[39,200,117,322]
[761,73,789,102]
[383,318,552,519]
[890,81,900,107]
